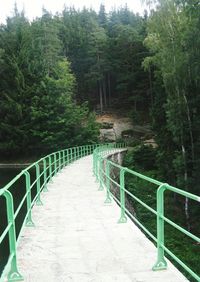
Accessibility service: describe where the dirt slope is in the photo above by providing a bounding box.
[96,112,153,142]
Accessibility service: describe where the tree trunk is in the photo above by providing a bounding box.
[108,73,111,106]
[149,67,153,109]
[181,144,191,231]
[103,78,107,109]
[174,83,191,231]
[99,81,103,113]
[182,90,194,162]
[171,32,191,231]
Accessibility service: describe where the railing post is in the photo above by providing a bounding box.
[69,148,72,163]
[77,146,79,159]
[49,155,53,182]
[58,151,61,171]
[66,149,69,165]
[4,191,24,282]
[72,147,74,161]
[78,147,80,159]
[95,155,99,182]
[54,153,57,175]
[62,150,65,168]
[73,147,75,160]
[24,171,35,227]
[104,161,112,203]
[64,150,68,166]
[98,157,104,190]
[76,147,78,159]
[118,168,127,223]
[67,149,69,165]
[152,184,167,271]
[69,148,71,162]
[76,147,79,159]
[43,158,48,192]
[92,151,96,176]
[35,163,43,206]
[95,155,100,182]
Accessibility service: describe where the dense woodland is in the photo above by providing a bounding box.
[0,4,150,157]
[1,0,200,193]
[0,0,200,279]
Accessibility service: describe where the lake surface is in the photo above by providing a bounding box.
[0,168,21,188]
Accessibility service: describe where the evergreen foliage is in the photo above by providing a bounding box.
[0,4,149,156]
[59,6,149,111]
[0,8,99,157]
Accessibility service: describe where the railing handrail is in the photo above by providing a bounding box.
[0,142,124,282]
[93,145,200,282]
[2,142,199,282]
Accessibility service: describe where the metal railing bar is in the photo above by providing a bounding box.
[108,160,125,170]
[124,208,157,242]
[124,187,157,215]
[31,193,39,208]
[106,175,120,188]
[30,179,37,190]
[125,167,162,186]
[110,193,121,205]
[16,210,34,246]
[0,172,24,192]
[161,244,200,281]
[0,253,14,282]
[14,191,29,220]
[1,142,199,282]
[161,215,200,243]
[165,184,200,202]
[93,143,200,281]
[0,222,12,243]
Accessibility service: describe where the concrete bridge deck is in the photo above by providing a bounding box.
[17,155,187,282]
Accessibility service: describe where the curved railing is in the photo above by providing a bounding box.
[93,145,200,282]
[0,143,125,282]
[1,143,199,282]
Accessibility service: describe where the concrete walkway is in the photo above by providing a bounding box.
[17,155,188,282]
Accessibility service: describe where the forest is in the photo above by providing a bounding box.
[0,3,150,157]
[0,0,199,279]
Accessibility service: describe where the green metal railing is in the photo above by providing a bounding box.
[0,143,116,282]
[93,145,200,282]
[1,142,199,281]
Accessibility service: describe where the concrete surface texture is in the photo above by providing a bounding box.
[17,155,188,282]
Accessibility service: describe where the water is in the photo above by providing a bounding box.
[0,168,21,188]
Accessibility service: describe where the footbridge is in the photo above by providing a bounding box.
[0,144,199,282]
